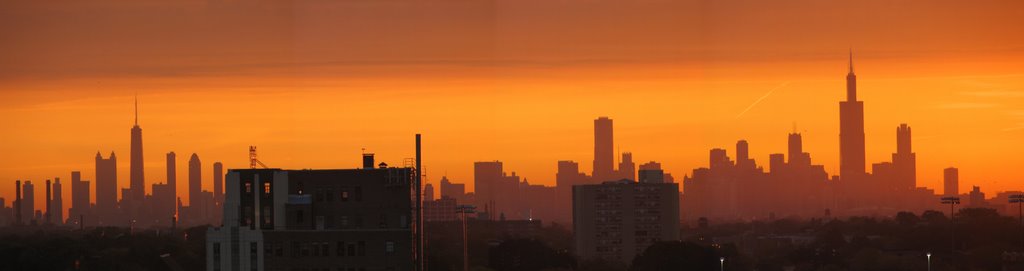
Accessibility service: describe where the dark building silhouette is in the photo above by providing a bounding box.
[438,176,465,203]
[95,151,117,225]
[555,160,590,225]
[14,180,21,225]
[839,52,868,204]
[593,117,615,182]
[617,152,636,181]
[129,97,146,206]
[574,179,679,264]
[45,179,51,224]
[186,153,205,224]
[213,162,223,207]
[213,161,223,225]
[22,181,35,225]
[51,178,63,225]
[69,171,90,226]
[207,164,419,270]
[892,124,917,191]
[944,167,959,196]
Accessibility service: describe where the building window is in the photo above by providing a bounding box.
[321,243,330,257]
[245,182,252,193]
[326,188,334,202]
[337,242,345,257]
[296,210,304,224]
[316,188,324,202]
[341,189,349,202]
[340,216,349,228]
[264,182,271,194]
[347,243,356,256]
[213,243,221,271]
[385,241,395,255]
[354,187,363,201]
[250,242,258,271]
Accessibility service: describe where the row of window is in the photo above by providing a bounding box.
[261,240,396,258]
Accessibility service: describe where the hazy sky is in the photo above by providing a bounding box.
[2,0,1023,215]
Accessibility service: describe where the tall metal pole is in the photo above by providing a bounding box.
[926,253,931,271]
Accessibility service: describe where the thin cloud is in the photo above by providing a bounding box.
[934,102,999,109]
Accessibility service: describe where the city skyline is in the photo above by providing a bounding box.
[2,0,1024,219]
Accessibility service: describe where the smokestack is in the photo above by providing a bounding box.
[15,180,21,225]
[363,153,375,169]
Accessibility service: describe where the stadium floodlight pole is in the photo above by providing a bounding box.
[1010,194,1024,251]
[455,205,476,271]
[926,252,931,271]
[941,196,960,260]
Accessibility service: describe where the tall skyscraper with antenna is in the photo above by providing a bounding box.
[839,51,867,197]
[130,95,145,203]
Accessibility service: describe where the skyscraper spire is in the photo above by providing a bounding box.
[134,93,138,126]
[848,48,854,75]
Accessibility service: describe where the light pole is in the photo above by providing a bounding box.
[719,257,724,271]
[1010,194,1024,252]
[941,196,960,260]
[926,252,931,271]
[455,205,476,271]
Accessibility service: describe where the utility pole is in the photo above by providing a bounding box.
[456,205,476,271]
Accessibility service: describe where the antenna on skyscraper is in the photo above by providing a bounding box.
[134,92,139,126]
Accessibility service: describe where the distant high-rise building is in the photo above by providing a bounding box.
[213,162,223,207]
[788,133,810,166]
[593,117,615,182]
[617,152,635,181]
[167,152,177,214]
[424,183,435,202]
[95,151,117,225]
[892,124,917,191]
[22,181,35,224]
[189,153,202,210]
[839,51,867,192]
[52,178,63,225]
[439,176,465,202]
[969,186,986,207]
[14,180,22,225]
[944,167,959,196]
[574,179,679,264]
[70,171,90,225]
[474,161,502,217]
[45,179,52,224]
[735,140,756,169]
[129,96,146,204]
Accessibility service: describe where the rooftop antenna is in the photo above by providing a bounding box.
[134,92,139,126]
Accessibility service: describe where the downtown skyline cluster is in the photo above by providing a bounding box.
[0,55,1021,228]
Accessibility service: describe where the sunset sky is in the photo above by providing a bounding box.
[1,0,1023,214]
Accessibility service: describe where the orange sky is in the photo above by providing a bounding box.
[1,0,1023,219]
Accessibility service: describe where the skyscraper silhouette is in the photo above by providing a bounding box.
[70,171,90,226]
[188,153,202,212]
[213,162,223,207]
[593,117,614,182]
[892,124,917,191]
[944,167,959,196]
[52,178,63,225]
[129,96,145,203]
[167,152,176,216]
[95,152,117,225]
[839,51,867,200]
[22,181,35,224]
